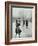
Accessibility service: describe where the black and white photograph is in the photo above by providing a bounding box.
[11,7,32,38]
[5,2,37,44]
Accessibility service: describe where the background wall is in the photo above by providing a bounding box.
[0,0,38,46]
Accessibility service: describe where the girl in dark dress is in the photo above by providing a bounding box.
[15,19,22,38]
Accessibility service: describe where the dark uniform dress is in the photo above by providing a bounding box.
[15,27,21,35]
[15,21,22,38]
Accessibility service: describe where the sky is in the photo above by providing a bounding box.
[12,7,32,19]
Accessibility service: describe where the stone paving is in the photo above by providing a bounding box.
[12,21,32,38]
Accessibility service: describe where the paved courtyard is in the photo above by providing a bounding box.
[12,21,32,38]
